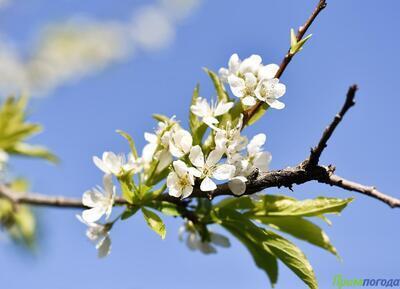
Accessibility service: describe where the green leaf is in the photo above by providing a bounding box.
[9,143,58,163]
[204,68,230,102]
[254,216,338,256]
[149,201,180,216]
[118,174,137,203]
[248,195,353,217]
[290,28,312,55]
[247,102,269,126]
[263,230,318,289]
[213,208,278,286]
[152,114,170,123]
[189,84,200,132]
[213,208,318,289]
[188,84,209,145]
[214,196,255,211]
[116,130,138,159]
[121,206,140,220]
[142,207,166,239]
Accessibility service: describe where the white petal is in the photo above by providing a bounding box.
[213,164,235,180]
[218,67,229,82]
[206,149,224,167]
[200,177,217,192]
[268,99,285,110]
[239,54,262,74]
[242,96,257,106]
[254,152,272,171]
[228,75,245,98]
[102,174,114,198]
[189,145,205,168]
[157,150,172,172]
[228,53,240,74]
[214,101,234,116]
[96,236,111,258]
[248,133,266,155]
[144,132,158,143]
[173,160,188,178]
[93,156,110,174]
[104,152,121,175]
[274,82,286,98]
[188,167,202,178]
[210,232,231,247]
[203,116,219,127]
[228,176,247,196]
[244,73,257,88]
[258,64,279,80]
[181,185,193,199]
[167,172,179,188]
[82,189,104,207]
[82,206,106,223]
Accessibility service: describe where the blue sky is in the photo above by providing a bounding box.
[0,0,399,288]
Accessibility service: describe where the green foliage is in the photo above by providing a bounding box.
[0,96,57,163]
[213,207,317,289]
[116,130,139,159]
[0,179,36,248]
[290,28,312,55]
[211,195,353,287]
[142,207,166,239]
[189,84,208,145]
[203,68,230,103]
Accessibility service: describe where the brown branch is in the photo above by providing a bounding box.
[305,85,357,168]
[243,0,327,126]
[1,84,399,210]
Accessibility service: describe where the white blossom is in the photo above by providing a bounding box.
[190,97,234,128]
[142,116,178,172]
[168,128,193,158]
[255,78,286,109]
[178,221,230,254]
[81,174,116,223]
[167,160,196,199]
[215,114,248,157]
[189,145,235,192]
[93,151,142,176]
[219,53,286,108]
[228,134,271,196]
[76,215,112,258]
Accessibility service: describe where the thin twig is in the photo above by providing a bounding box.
[243,0,327,126]
[305,85,357,168]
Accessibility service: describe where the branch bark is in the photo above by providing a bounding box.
[1,85,399,210]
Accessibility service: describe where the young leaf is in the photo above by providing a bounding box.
[121,206,140,220]
[204,68,230,102]
[189,84,200,134]
[116,130,138,159]
[142,207,166,239]
[263,230,318,289]
[290,28,312,55]
[254,216,338,256]
[213,208,278,286]
[248,195,353,217]
[152,114,171,123]
[9,143,58,163]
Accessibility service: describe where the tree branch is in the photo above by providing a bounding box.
[243,0,327,126]
[305,84,357,168]
[1,85,399,210]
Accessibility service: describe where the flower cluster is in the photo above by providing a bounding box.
[219,53,286,109]
[79,53,282,257]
